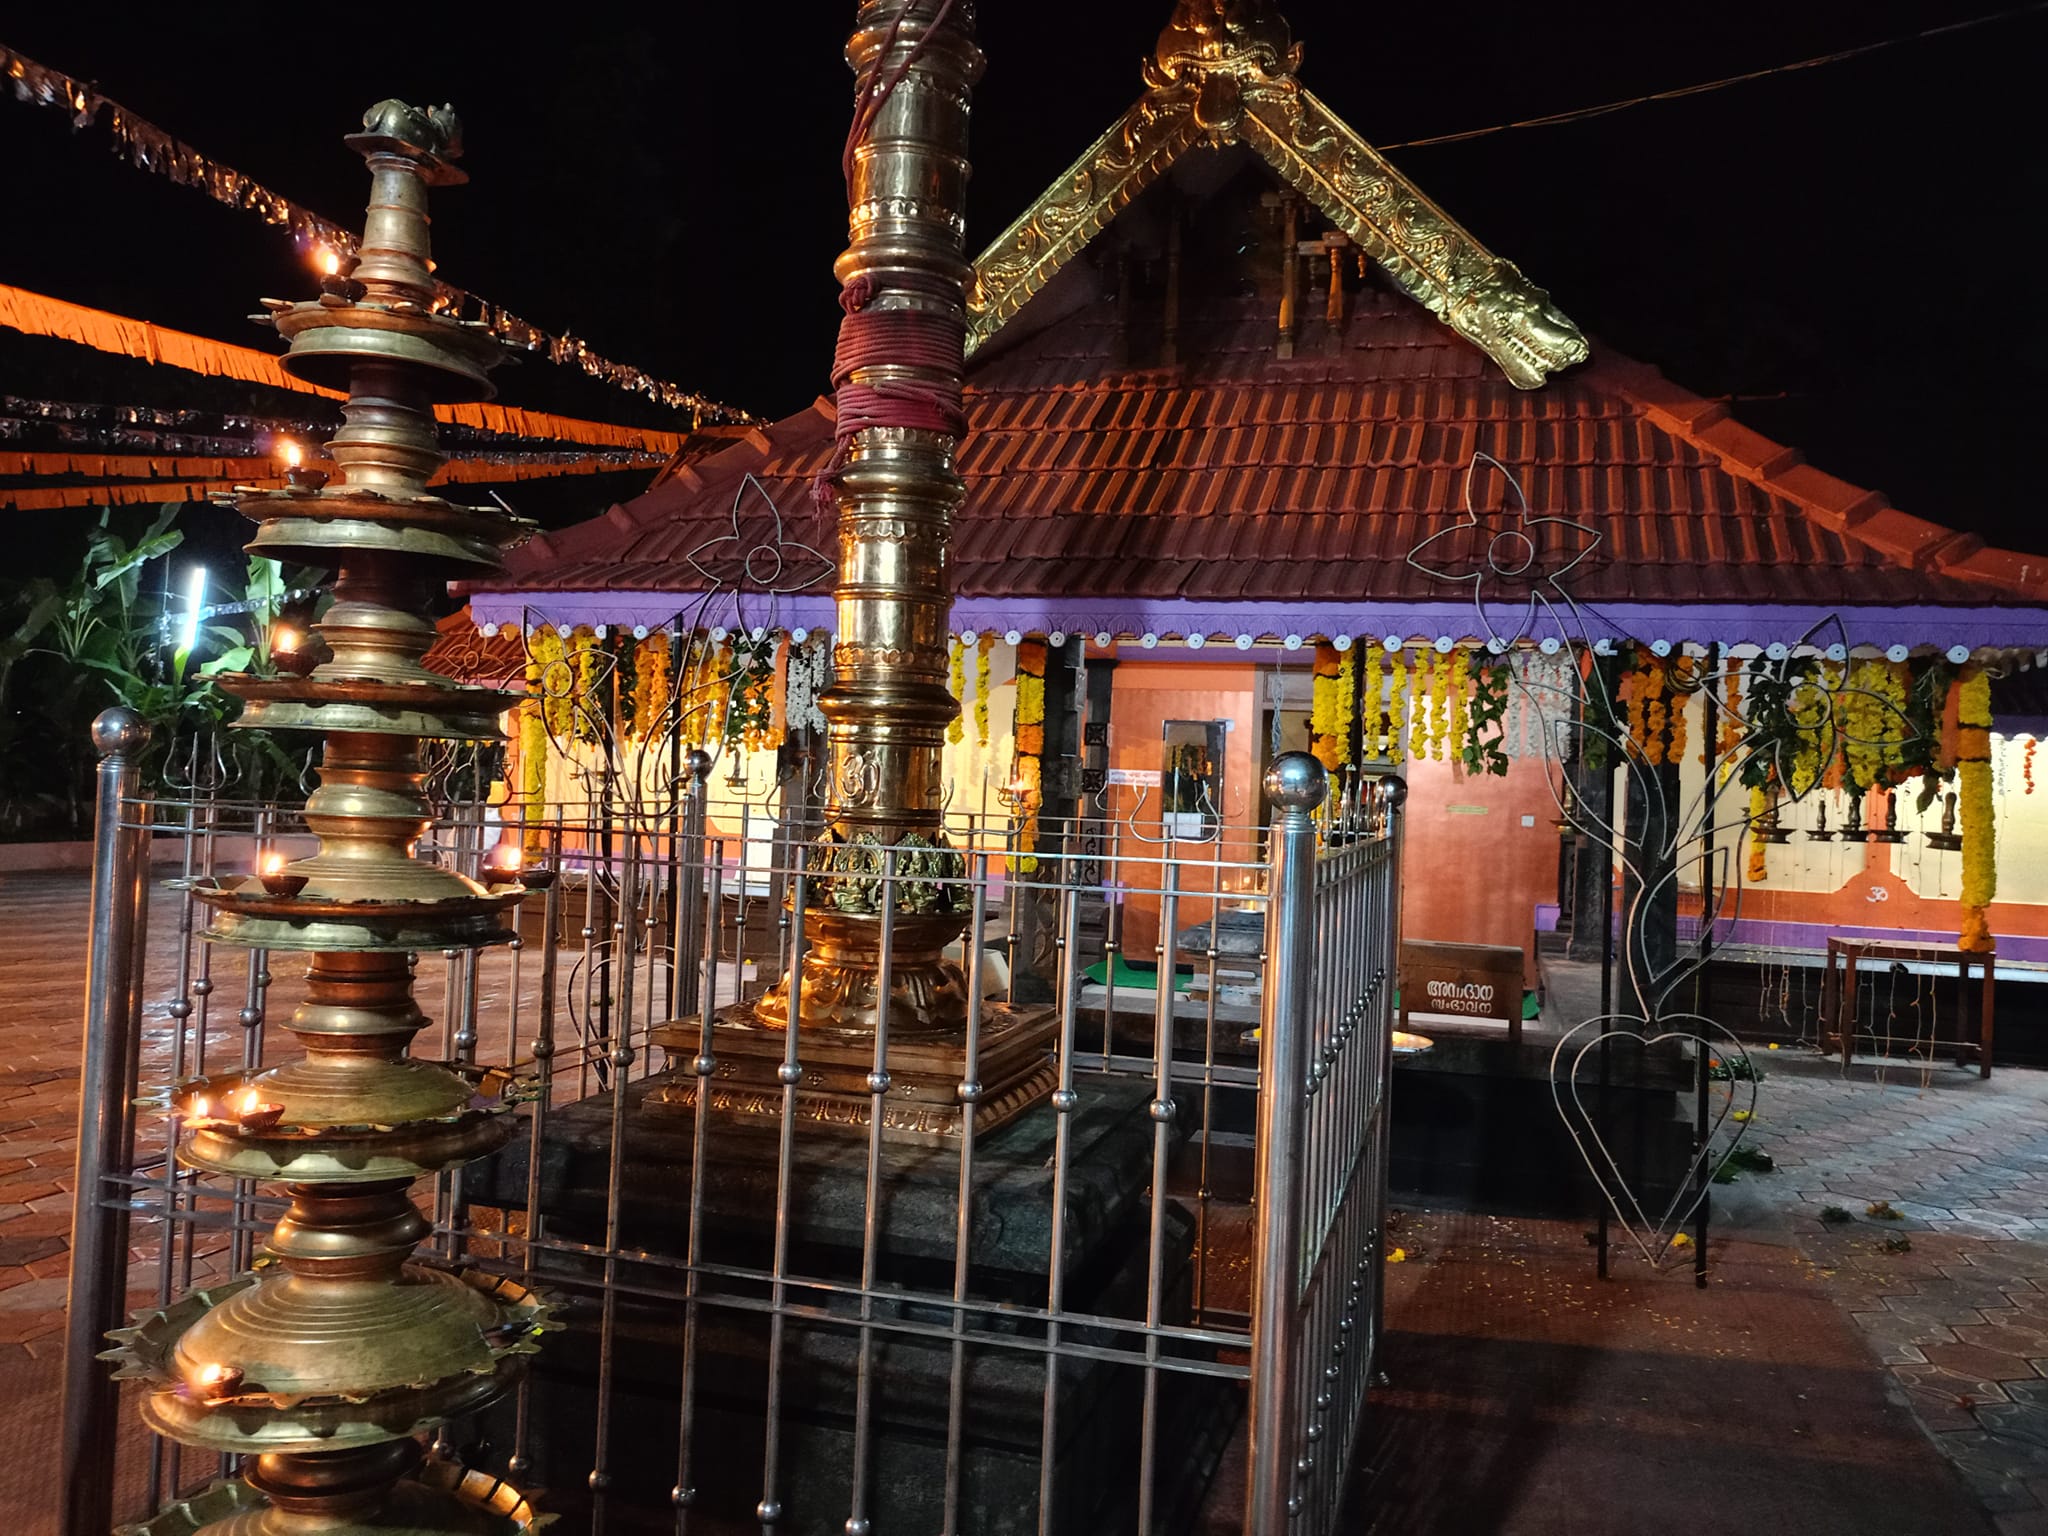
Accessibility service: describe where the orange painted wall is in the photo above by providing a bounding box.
[1104,660,1263,961]
[1400,755,1566,988]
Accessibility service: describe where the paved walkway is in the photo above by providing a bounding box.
[7,868,2048,1533]
[1530,953,2048,1533]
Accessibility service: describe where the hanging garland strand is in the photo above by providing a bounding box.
[946,637,966,745]
[1310,641,1344,771]
[0,44,752,425]
[1461,656,1510,776]
[1361,640,1385,758]
[1957,667,1997,952]
[973,634,993,750]
[1013,637,1047,873]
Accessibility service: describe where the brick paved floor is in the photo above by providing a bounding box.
[1720,1051,2048,1530]
[1359,1207,1996,1535]
[9,867,2048,1532]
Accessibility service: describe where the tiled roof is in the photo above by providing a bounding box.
[471,288,2048,613]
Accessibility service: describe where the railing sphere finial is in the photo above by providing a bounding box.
[1265,750,1327,812]
[90,707,149,760]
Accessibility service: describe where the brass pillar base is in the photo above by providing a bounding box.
[650,998,1058,1146]
[748,908,971,1037]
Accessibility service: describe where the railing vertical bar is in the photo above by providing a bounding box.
[942,856,989,1536]
[674,835,726,1523]
[845,848,898,1534]
[510,821,564,1481]
[1036,876,1082,1536]
[1137,860,1180,1535]
[758,846,808,1531]
[60,713,150,1536]
[1246,754,1326,1534]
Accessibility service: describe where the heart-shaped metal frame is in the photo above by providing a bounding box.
[1551,1012,1757,1270]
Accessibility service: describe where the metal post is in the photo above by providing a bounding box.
[1246,751,1326,1534]
[673,749,710,1017]
[61,708,151,1536]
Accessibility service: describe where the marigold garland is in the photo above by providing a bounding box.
[1666,656,1691,763]
[1012,637,1048,872]
[630,635,670,739]
[1425,651,1450,761]
[946,637,966,745]
[1310,642,1344,770]
[1336,644,1357,767]
[517,698,547,856]
[1956,667,1996,951]
[570,626,602,742]
[2026,736,2037,796]
[1387,647,1408,763]
[1409,650,1428,762]
[1447,648,1470,768]
[973,634,992,750]
[528,625,572,738]
[697,640,733,750]
[730,634,779,751]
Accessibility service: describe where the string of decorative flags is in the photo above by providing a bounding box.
[0,41,756,426]
[0,449,671,511]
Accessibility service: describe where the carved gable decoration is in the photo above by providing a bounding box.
[967,0,1589,389]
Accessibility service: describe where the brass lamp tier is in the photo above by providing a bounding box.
[107,1213,549,1457]
[116,1451,544,1536]
[237,488,525,571]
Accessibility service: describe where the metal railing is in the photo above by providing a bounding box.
[59,732,1401,1535]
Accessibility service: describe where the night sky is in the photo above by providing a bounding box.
[4,0,2045,557]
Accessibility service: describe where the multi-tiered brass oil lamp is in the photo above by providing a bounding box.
[101,100,549,1535]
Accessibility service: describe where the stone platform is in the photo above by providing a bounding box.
[467,1072,1233,1533]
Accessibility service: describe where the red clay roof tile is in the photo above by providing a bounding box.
[475,289,2040,613]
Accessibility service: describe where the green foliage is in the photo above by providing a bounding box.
[0,506,318,834]
[1461,659,1510,777]
[1713,1142,1776,1182]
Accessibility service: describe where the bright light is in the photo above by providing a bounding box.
[177,567,206,650]
[281,439,302,470]
[262,852,287,876]
[316,246,340,277]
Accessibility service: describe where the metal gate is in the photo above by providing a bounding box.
[61,724,1400,1535]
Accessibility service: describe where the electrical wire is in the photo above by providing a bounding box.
[1381,4,2046,151]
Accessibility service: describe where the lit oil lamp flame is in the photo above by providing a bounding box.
[483,840,524,885]
[270,622,319,675]
[238,1089,261,1116]
[194,1361,244,1398]
[317,246,340,278]
[257,851,307,897]
[190,1095,211,1121]
[281,439,303,470]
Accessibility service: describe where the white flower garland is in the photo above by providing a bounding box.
[784,635,830,737]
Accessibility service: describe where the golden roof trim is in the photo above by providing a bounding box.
[966,0,1589,389]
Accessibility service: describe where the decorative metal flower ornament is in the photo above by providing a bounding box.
[1406,451,1600,649]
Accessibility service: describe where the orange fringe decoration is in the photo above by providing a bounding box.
[0,283,696,453]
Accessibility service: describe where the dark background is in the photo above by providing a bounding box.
[4,0,2044,553]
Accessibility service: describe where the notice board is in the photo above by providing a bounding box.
[1398,939,1524,1043]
